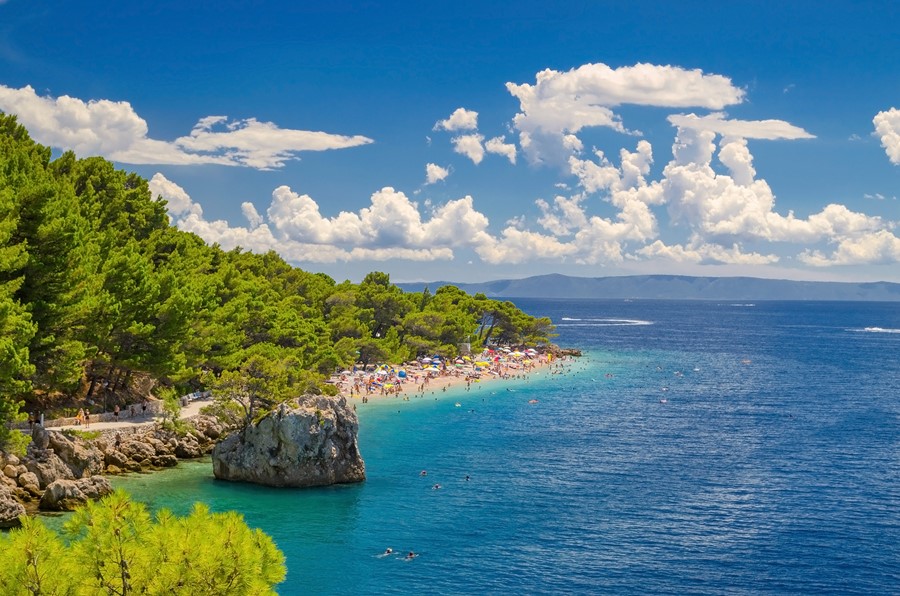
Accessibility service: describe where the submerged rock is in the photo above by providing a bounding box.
[212,394,365,488]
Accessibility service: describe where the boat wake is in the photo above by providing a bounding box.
[859,327,900,334]
[559,317,653,327]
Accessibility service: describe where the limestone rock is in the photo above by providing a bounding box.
[104,450,130,469]
[47,432,104,478]
[175,437,202,459]
[31,425,51,450]
[212,394,365,488]
[146,437,170,455]
[194,415,225,440]
[39,477,112,511]
[120,440,155,462]
[0,483,26,528]
[3,464,17,478]
[25,451,74,489]
[151,454,178,467]
[17,471,39,490]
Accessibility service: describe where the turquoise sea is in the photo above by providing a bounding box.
[109,299,900,594]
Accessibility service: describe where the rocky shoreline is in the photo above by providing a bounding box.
[1,413,230,527]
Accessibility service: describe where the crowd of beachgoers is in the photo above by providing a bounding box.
[329,347,560,402]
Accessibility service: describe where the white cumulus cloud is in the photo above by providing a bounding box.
[485,136,517,164]
[241,202,264,229]
[0,84,373,169]
[434,107,479,131]
[148,173,202,218]
[507,62,745,164]
[156,179,504,263]
[654,120,900,265]
[637,239,779,265]
[667,112,815,140]
[873,107,900,165]
[451,133,485,164]
[424,163,450,185]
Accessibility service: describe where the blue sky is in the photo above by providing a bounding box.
[1,1,898,283]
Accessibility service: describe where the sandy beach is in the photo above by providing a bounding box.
[330,348,573,408]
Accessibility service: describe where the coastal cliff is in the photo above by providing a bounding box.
[212,394,366,488]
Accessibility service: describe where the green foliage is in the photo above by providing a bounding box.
[61,428,102,441]
[0,515,77,595]
[209,349,299,429]
[1,427,31,457]
[0,114,553,421]
[0,490,287,595]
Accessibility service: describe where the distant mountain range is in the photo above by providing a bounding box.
[396,274,900,301]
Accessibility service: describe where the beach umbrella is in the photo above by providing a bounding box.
[398,370,407,378]
[421,357,432,363]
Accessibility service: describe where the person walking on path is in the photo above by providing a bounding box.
[113,404,120,421]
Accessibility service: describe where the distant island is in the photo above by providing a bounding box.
[396,274,900,302]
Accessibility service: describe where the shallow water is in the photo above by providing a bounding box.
[110,300,900,594]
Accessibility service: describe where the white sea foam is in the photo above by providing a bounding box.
[861,327,900,334]
[728,303,756,307]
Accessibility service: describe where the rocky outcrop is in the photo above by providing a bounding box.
[0,483,26,528]
[39,477,113,511]
[47,431,104,478]
[212,395,365,488]
[24,451,75,489]
[0,411,233,517]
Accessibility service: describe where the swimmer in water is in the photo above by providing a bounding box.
[384,547,393,555]
[406,551,417,560]
[432,483,441,490]
[420,470,427,476]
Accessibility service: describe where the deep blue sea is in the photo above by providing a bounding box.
[109,300,900,595]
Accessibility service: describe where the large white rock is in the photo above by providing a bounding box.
[212,395,365,487]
